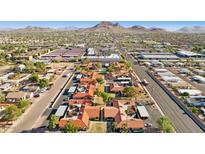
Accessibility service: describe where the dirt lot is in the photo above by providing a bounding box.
[0,65,14,75]
[87,122,107,133]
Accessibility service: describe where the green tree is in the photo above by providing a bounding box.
[107,66,114,73]
[157,116,175,133]
[180,92,189,97]
[35,62,46,73]
[64,122,78,133]
[48,114,59,131]
[121,54,125,59]
[124,60,132,69]
[112,121,118,132]
[192,107,199,114]
[29,73,39,83]
[96,77,104,84]
[97,91,114,104]
[75,65,81,71]
[82,57,90,64]
[16,99,31,112]
[0,91,6,102]
[39,78,49,88]
[123,86,137,97]
[23,60,36,73]
[95,63,101,68]
[191,45,204,52]
[3,105,21,121]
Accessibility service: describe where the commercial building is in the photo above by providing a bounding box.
[193,69,205,75]
[177,89,202,96]
[81,54,122,62]
[176,50,205,58]
[41,48,84,60]
[138,52,179,61]
[192,75,205,84]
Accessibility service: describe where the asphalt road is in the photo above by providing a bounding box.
[127,55,203,133]
[34,76,74,128]
[7,69,73,133]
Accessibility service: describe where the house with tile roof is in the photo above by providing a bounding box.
[59,105,101,130]
[79,72,100,85]
[103,99,144,132]
[72,85,96,99]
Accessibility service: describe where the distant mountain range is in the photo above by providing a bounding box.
[177,26,205,33]
[1,22,205,33]
[78,21,167,33]
[0,26,80,32]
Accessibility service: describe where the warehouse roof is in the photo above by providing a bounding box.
[177,51,203,56]
[140,54,179,59]
[177,89,202,96]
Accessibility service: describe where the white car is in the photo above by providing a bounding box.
[40,88,47,93]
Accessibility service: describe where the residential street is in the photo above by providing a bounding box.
[6,70,73,133]
[32,74,74,129]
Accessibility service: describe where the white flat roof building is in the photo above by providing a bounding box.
[68,86,77,93]
[87,48,96,56]
[136,105,149,118]
[177,89,202,96]
[193,75,205,83]
[140,54,179,60]
[154,68,168,73]
[176,50,204,58]
[55,105,68,118]
[194,69,205,75]
[81,54,121,62]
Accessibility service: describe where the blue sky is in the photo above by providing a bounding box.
[0,21,205,31]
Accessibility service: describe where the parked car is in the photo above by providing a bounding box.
[63,97,69,101]
[144,122,152,127]
[62,74,68,78]
[34,93,40,97]
[40,88,47,93]
[141,79,149,86]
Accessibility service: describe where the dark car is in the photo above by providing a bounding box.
[62,74,68,78]
[34,93,40,97]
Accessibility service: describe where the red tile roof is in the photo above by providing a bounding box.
[110,83,124,92]
[72,85,96,99]
[104,107,119,118]
[84,106,100,119]
[68,99,93,105]
[103,99,144,129]
[118,119,144,129]
[59,106,100,129]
